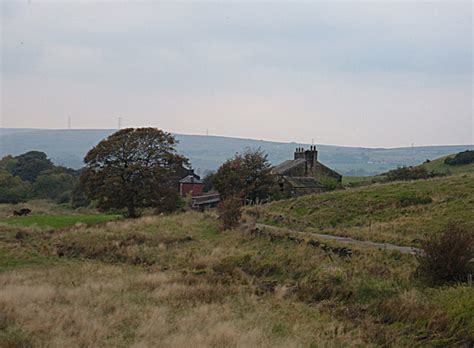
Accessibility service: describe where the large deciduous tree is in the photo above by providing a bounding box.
[214,148,275,203]
[80,128,188,218]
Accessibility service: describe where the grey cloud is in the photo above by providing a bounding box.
[1,1,472,147]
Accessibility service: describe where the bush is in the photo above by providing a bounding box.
[217,196,242,230]
[385,166,438,181]
[56,191,72,204]
[444,150,474,166]
[416,223,474,286]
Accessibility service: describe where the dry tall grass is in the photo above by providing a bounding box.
[0,263,365,348]
[1,211,472,347]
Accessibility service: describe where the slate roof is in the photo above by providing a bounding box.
[179,175,203,184]
[283,176,326,189]
[271,158,306,175]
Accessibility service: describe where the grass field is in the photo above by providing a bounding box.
[255,173,474,246]
[0,208,473,347]
[0,214,121,230]
[0,169,473,347]
[0,200,121,230]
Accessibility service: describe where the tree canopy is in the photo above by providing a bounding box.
[10,151,54,182]
[0,171,31,204]
[80,128,188,217]
[0,151,78,204]
[214,148,275,203]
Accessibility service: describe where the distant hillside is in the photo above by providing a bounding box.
[1,128,473,176]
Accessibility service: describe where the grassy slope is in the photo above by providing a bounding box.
[420,155,474,175]
[342,153,474,186]
[256,174,474,246]
[0,211,473,347]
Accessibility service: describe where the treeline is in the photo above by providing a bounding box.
[0,151,79,204]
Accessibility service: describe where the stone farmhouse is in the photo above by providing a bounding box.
[272,146,342,197]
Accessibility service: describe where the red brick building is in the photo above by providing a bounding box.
[179,175,204,197]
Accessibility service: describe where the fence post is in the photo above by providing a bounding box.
[468,274,473,287]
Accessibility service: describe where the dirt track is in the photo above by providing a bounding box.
[255,223,422,255]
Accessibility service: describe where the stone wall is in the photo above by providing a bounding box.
[314,162,342,182]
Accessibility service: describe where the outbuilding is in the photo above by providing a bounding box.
[179,175,204,197]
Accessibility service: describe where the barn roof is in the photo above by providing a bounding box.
[179,175,203,184]
[271,158,306,175]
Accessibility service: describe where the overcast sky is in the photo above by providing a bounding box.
[1,1,472,147]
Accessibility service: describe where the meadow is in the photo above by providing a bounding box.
[0,201,121,230]
[0,204,473,347]
[0,168,473,347]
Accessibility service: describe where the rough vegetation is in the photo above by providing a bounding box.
[416,223,474,286]
[384,166,440,181]
[0,210,472,347]
[217,196,243,230]
[255,173,474,247]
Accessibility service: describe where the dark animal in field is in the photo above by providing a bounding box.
[13,208,31,216]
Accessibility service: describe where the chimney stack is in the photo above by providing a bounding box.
[304,145,318,175]
[294,147,305,160]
